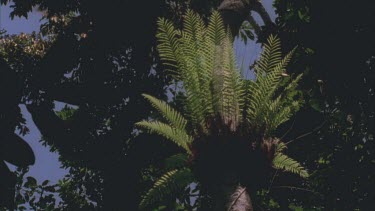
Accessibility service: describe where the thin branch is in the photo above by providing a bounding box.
[272,186,323,196]
[281,118,296,140]
[250,0,273,26]
[267,170,279,194]
[285,120,327,145]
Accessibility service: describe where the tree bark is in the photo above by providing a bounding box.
[211,184,253,211]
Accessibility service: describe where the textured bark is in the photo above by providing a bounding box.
[212,184,253,211]
[227,185,253,211]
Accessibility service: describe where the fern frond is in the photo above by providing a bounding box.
[183,10,205,43]
[179,10,211,129]
[273,153,309,178]
[157,10,249,132]
[269,135,308,179]
[180,33,210,127]
[275,140,287,153]
[139,168,194,210]
[156,18,183,77]
[265,96,291,134]
[265,74,302,133]
[142,94,187,130]
[206,11,226,45]
[219,35,244,130]
[247,41,297,134]
[254,34,282,75]
[280,73,304,113]
[284,73,303,94]
[136,121,192,154]
[165,153,188,170]
[204,11,227,114]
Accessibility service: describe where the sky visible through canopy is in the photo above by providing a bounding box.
[0,1,276,184]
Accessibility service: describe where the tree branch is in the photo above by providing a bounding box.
[218,0,274,37]
[281,118,296,140]
[246,13,262,37]
[250,0,273,26]
[26,103,100,167]
[272,186,323,196]
[286,120,327,145]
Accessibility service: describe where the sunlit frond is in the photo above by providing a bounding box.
[273,153,309,178]
[135,121,192,154]
[142,94,187,130]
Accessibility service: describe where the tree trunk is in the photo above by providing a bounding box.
[212,184,253,211]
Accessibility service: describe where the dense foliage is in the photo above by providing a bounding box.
[0,0,374,210]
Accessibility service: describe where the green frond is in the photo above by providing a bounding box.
[157,12,301,137]
[183,10,205,42]
[179,10,212,129]
[165,153,188,170]
[275,140,287,153]
[219,35,245,130]
[284,73,303,93]
[204,11,227,114]
[156,18,183,77]
[180,31,210,127]
[263,95,292,134]
[135,121,192,154]
[265,74,303,133]
[281,73,304,113]
[273,153,309,178]
[255,34,282,75]
[142,94,187,130]
[139,168,194,210]
[246,38,297,134]
[206,11,226,45]
[156,10,246,132]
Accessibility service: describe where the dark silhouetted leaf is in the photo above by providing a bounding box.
[24,176,37,188]
[42,180,49,186]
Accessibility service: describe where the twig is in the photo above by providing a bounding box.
[281,118,296,140]
[267,170,279,194]
[285,120,327,145]
[272,186,323,196]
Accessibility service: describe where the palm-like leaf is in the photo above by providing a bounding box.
[164,153,189,170]
[273,153,309,178]
[272,141,308,178]
[142,94,187,130]
[139,168,194,209]
[255,34,282,75]
[135,121,192,154]
[156,10,245,132]
[247,37,299,135]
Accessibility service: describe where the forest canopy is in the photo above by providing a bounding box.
[0,0,374,210]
